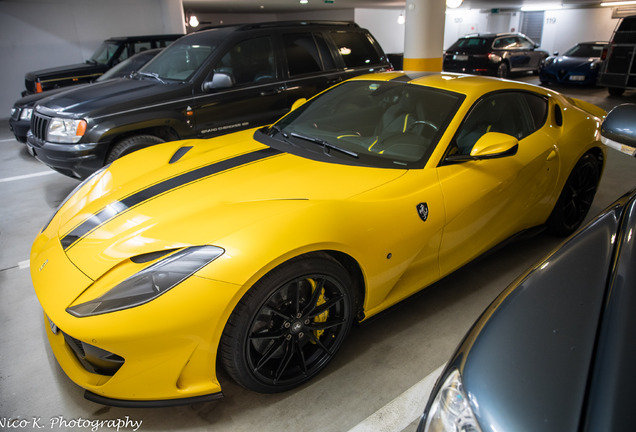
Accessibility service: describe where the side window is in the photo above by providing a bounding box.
[215,37,277,86]
[493,37,516,49]
[283,33,324,76]
[132,42,153,54]
[454,92,546,154]
[516,37,534,49]
[330,31,382,68]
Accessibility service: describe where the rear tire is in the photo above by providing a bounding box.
[106,135,165,164]
[546,153,600,237]
[608,87,625,96]
[220,254,354,393]
[496,63,509,78]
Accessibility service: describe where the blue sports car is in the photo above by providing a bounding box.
[539,41,606,86]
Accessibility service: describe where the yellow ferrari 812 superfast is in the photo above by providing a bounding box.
[30,72,606,406]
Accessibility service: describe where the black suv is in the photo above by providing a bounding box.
[443,33,548,78]
[11,49,162,143]
[23,34,181,95]
[598,15,636,96]
[27,21,391,179]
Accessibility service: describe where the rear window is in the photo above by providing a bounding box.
[449,37,490,50]
[329,31,382,68]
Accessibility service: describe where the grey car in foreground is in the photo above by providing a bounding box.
[417,107,636,432]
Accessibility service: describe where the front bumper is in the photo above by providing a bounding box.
[31,231,239,406]
[539,68,597,85]
[26,131,105,179]
[8,117,29,143]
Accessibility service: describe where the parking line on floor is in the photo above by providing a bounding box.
[0,138,17,143]
[18,260,30,269]
[347,363,445,432]
[0,170,56,183]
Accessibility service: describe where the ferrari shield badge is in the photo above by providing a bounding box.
[417,203,429,221]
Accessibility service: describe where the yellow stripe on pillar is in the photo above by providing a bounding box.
[402,57,443,72]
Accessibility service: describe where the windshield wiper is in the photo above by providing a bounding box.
[290,132,358,158]
[137,71,166,84]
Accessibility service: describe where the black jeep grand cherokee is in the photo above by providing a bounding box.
[27,21,391,179]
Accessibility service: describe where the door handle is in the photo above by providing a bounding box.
[260,87,285,96]
[546,149,557,161]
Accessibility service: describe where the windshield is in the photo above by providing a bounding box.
[564,43,605,58]
[88,41,121,65]
[136,38,217,82]
[268,80,463,169]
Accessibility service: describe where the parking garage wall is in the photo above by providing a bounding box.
[0,0,184,121]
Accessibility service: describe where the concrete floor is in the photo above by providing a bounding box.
[1,77,636,432]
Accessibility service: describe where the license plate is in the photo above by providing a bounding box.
[569,75,585,81]
[453,54,469,61]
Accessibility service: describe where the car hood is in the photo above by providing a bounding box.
[50,130,406,281]
[15,84,91,109]
[544,56,598,69]
[25,62,106,81]
[451,200,622,432]
[34,77,182,118]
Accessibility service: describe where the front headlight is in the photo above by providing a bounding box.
[66,246,224,317]
[423,369,482,432]
[20,107,33,121]
[48,117,87,143]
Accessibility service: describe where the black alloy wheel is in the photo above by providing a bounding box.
[220,254,354,393]
[547,153,600,237]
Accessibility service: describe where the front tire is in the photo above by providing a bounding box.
[546,153,600,237]
[220,254,354,393]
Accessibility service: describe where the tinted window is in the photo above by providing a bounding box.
[216,37,276,85]
[330,31,381,68]
[493,37,518,49]
[141,39,217,81]
[273,81,463,168]
[450,37,490,50]
[516,36,535,49]
[89,41,121,65]
[284,33,324,76]
[454,92,547,154]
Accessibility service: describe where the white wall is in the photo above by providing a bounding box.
[443,6,619,53]
[542,7,617,55]
[355,9,406,54]
[0,0,185,117]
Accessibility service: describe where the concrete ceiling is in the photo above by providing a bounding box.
[182,0,611,13]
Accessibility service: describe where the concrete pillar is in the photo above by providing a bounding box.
[403,0,447,71]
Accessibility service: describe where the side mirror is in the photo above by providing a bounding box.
[291,98,307,111]
[446,132,519,162]
[601,104,636,155]
[203,72,234,92]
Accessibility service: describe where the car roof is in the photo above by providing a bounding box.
[350,71,546,98]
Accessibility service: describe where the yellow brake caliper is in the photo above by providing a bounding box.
[309,278,328,342]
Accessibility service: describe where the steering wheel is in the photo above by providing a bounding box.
[407,120,438,133]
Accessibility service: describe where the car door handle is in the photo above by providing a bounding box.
[260,87,285,96]
[547,149,557,161]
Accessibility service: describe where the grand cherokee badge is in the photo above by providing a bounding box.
[417,203,429,221]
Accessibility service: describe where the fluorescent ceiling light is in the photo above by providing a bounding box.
[521,3,562,10]
[446,0,464,7]
[600,1,636,5]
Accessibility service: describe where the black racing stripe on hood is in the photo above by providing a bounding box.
[61,147,282,251]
